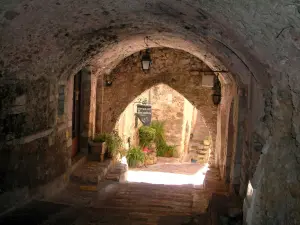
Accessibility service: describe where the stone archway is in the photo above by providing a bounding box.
[95,48,219,162]
[114,83,200,159]
[1,2,299,224]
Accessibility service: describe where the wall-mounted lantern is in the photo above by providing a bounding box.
[212,92,221,105]
[141,49,152,71]
[104,74,113,86]
[212,76,221,105]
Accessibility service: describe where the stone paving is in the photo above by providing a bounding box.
[131,157,205,174]
[0,157,241,225]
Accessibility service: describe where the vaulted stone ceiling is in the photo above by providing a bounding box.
[3,0,299,86]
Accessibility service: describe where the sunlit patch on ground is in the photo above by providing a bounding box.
[127,162,209,186]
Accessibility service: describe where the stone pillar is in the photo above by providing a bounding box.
[229,89,247,193]
[215,83,234,179]
[243,149,265,225]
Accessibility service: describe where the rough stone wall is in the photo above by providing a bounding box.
[180,98,195,157]
[114,94,146,149]
[96,48,217,158]
[0,68,96,212]
[151,84,194,157]
[191,111,210,143]
[0,77,72,212]
[151,84,185,154]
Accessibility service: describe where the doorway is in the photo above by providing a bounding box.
[225,101,234,183]
[72,72,82,158]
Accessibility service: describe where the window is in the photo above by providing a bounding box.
[58,85,65,115]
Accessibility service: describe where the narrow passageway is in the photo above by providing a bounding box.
[0,47,246,225]
[0,158,232,225]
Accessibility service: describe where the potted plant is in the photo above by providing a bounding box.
[138,126,156,148]
[126,146,145,168]
[105,131,123,161]
[89,133,107,162]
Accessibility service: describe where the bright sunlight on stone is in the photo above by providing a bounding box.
[127,163,209,186]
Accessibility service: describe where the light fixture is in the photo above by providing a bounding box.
[104,74,113,86]
[141,49,152,71]
[212,93,221,105]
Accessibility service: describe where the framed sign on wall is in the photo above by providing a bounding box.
[136,104,152,126]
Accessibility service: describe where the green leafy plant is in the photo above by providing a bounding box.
[150,120,176,157]
[105,131,123,157]
[156,143,176,157]
[93,133,107,143]
[126,146,145,168]
[138,126,156,147]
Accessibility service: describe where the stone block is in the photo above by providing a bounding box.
[203,145,210,150]
[10,105,26,114]
[14,94,26,105]
[202,75,214,87]
[180,59,190,65]
[190,71,199,76]
[203,139,210,146]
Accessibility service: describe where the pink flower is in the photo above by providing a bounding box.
[143,147,151,153]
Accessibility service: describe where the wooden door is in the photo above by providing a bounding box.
[72,72,81,157]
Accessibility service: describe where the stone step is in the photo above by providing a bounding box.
[40,205,209,225]
[4,161,234,225]
[190,137,205,141]
[105,162,128,183]
[190,140,204,145]
[189,152,208,157]
[190,145,203,149]
[190,145,210,150]
[189,149,208,154]
[70,159,113,185]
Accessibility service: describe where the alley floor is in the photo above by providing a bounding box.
[0,158,239,225]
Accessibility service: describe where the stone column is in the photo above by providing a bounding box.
[229,89,247,193]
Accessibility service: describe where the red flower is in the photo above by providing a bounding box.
[143,147,151,153]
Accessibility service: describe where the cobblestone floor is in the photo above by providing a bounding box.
[0,158,228,225]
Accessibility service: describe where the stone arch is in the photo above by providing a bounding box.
[114,83,200,158]
[95,48,218,152]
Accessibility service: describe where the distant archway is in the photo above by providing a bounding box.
[95,48,220,161]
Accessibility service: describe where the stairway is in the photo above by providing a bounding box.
[186,114,211,163]
[0,161,244,225]
[69,153,128,191]
[188,141,210,163]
